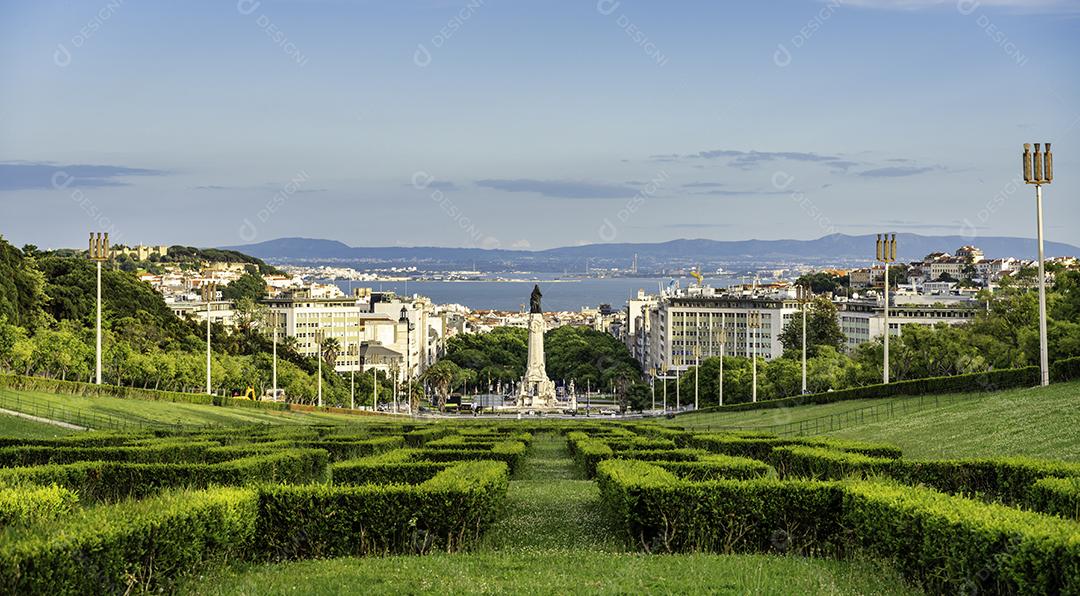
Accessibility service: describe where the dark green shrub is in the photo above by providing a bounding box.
[771,446,892,480]
[404,427,455,447]
[1027,476,1080,520]
[0,449,329,503]
[0,441,219,467]
[1051,356,1080,382]
[0,487,258,594]
[842,481,1080,595]
[595,459,843,554]
[572,439,613,478]
[256,461,509,560]
[331,461,453,485]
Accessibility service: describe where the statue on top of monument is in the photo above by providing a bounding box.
[530,284,543,314]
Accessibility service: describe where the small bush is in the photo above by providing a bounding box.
[1027,476,1080,520]
[0,485,79,528]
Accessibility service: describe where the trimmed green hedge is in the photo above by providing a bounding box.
[0,441,220,467]
[331,461,454,485]
[571,438,613,478]
[404,427,455,447]
[598,459,1080,594]
[652,455,775,481]
[688,434,902,461]
[0,485,79,528]
[0,449,329,503]
[256,461,509,559]
[1051,356,1080,382]
[686,366,1040,415]
[596,459,843,554]
[771,446,1080,505]
[1027,476,1080,520]
[0,432,147,449]
[843,480,1080,594]
[0,487,258,594]
[603,437,678,452]
[412,441,527,475]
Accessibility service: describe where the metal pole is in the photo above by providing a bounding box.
[406,325,412,413]
[1035,183,1050,386]
[95,260,102,385]
[719,341,724,407]
[662,375,667,412]
[884,263,890,384]
[317,333,323,407]
[801,299,807,394]
[751,312,757,403]
[651,372,655,411]
[272,324,278,399]
[373,369,378,411]
[206,291,212,395]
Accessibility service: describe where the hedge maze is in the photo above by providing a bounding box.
[2,419,1079,594]
[578,424,1080,595]
[0,423,523,593]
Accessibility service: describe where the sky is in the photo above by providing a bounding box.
[1,0,1078,251]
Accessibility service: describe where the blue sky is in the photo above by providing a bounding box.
[1,0,1078,251]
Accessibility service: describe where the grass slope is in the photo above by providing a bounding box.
[185,434,919,595]
[826,380,1080,460]
[0,412,78,439]
[0,387,347,429]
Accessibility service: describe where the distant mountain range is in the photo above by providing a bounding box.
[222,234,1080,272]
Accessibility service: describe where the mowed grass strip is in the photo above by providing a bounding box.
[826,380,1080,460]
[480,434,623,553]
[182,551,920,595]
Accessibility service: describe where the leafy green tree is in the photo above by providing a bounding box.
[222,271,267,302]
[779,296,845,359]
[422,359,465,411]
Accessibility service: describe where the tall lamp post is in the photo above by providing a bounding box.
[717,326,727,407]
[272,312,278,401]
[202,281,217,395]
[748,310,762,403]
[399,306,416,412]
[314,329,324,407]
[797,285,811,394]
[1023,143,1054,387]
[87,232,109,385]
[875,234,897,384]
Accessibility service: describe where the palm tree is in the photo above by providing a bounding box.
[321,337,341,369]
[421,359,461,412]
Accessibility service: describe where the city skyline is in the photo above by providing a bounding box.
[2,0,1079,250]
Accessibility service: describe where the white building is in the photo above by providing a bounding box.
[642,290,801,374]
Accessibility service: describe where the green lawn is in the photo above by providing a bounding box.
[0,412,78,439]
[826,380,1080,460]
[669,393,981,431]
[0,387,348,430]
[184,434,920,595]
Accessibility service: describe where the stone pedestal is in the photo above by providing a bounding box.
[516,312,559,409]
